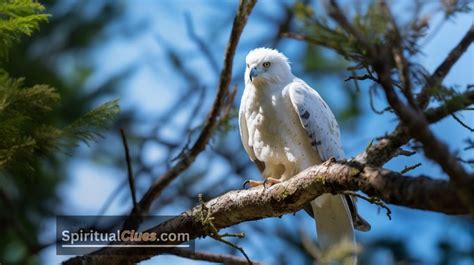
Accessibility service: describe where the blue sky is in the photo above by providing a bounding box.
[41,1,473,264]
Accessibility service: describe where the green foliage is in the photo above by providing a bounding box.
[0,71,120,175]
[62,99,120,145]
[303,45,347,73]
[0,0,119,177]
[0,0,48,61]
[0,0,124,264]
[293,1,391,70]
[0,71,59,173]
[293,1,314,20]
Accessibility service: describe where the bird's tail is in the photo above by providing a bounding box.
[311,193,357,264]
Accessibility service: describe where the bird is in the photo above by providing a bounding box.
[238,47,369,263]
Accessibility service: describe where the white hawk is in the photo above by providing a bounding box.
[239,48,369,262]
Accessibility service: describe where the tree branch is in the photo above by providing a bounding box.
[63,159,469,264]
[380,0,418,109]
[374,51,474,213]
[353,87,473,167]
[321,1,474,212]
[326,0,372,55]
[425,89,474,123]
[122,0,257,230]
[417,25,474,109]
[166,249,261,265]
[120,129,138,211]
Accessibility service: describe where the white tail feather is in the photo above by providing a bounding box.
[311,194,356,264]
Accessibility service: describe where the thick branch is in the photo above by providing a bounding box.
[63,160,468,264]
[122,0,257,230]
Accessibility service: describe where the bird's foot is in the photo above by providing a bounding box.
[243,178,281,189]
[242,180,263,188]
[263,177,282,187]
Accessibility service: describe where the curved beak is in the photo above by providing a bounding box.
[249,67,260,82]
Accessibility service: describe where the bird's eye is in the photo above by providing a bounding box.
[263,62,271,68]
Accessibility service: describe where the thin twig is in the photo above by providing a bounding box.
[457,158,474,165]
[185,14,220,75]
[464,139,474,150]
[326,0,372,55]
[120,129,138,210]
[171,85,208,163]
[417,25,474,109]
[369,84,391,115]
[421,15,446,47]
[344,191,392,220]
[379,0,418,109]
[400,163,422,174]
[425,89,474,123]
[451,113,474,132]
[167,249,261,265]
[395,148,416,157]
[344,74,373,82]
[198,194,253,265]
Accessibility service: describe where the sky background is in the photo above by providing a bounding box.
[34,1,473,264]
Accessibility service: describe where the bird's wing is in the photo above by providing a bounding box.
[238,88,265,173]
[288,80,370,233]
[287,80,345,161]
[288,81,355,250]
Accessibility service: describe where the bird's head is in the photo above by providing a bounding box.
[245,47,293,87]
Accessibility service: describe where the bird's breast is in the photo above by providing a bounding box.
[245,90,285,160]
[244,86,319,179]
